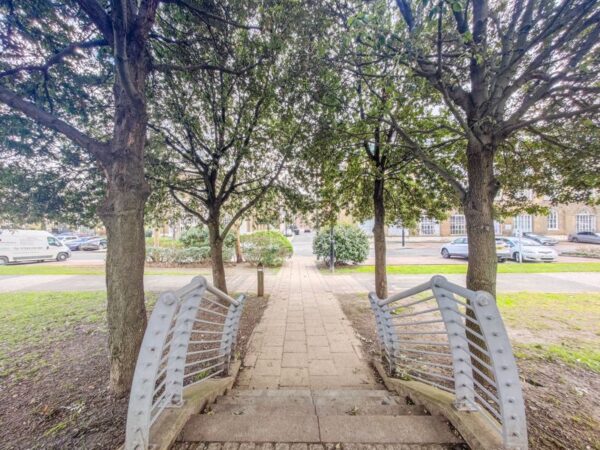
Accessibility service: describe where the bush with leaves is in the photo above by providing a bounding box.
[179,226,235,257]
[241,230,293,267]
[313,224,369,265]
[145,246,215,264]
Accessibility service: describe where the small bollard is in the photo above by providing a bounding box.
[257,262,264,297]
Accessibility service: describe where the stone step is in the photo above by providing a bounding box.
[208,394,426,417]
[172,444,461,450]
[180,414,463,445]
[228,389,395,398]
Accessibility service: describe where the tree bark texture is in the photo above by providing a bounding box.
[97,40,151,397]
[208,220,228,293]
[463,139,498,296]
[373,176,388,299]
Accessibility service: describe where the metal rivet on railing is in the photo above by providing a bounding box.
[486,315,492,320]
[508,398,515,403]
[492,332,499,337]
[506,382,512,387]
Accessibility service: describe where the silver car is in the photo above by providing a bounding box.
[498,237,558,262]
[568,231,600,244]
[441,237,510,262]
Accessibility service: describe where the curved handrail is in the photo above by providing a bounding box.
[369,275,527,450]
[124,276,246,450]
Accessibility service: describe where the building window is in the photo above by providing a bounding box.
[420,217,438,236]
[547,209,558,230]
[494,221,501,235]
[514,214,533,233]
[450,214,466,235]
[576,211,597,232]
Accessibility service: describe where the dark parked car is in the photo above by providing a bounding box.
[80,238,107,251]
[523,232,559,246]
[568,231,600,244]
[67,236,97,251]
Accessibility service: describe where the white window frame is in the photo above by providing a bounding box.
[514,214,533,233]
[420,217,439,236]
[547,209,559,231]
[450,214,466,235]
[576,211,596,232]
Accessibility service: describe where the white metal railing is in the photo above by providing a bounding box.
[125,276,246,450]
[369,275,527,450]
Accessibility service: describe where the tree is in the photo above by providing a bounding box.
[0,0,246,395]
[0,0,162,395]
[388,0,600,294]
[147,0,316,292]
[312,0,457,298]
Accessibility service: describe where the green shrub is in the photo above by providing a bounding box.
[144,237,183,248]
[180,226,208,248]
[241,230,293,267]
[313,224,369,265]
[146,246,211,264]
[179,226,235,249]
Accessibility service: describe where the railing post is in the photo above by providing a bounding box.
[471,291,528,449]
[125,292,179,450]
[164,277,207,406]
[431,276,478,412]
[368,292,397,373]
[219,295,246,374]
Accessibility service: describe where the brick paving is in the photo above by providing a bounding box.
[238,255,378,390]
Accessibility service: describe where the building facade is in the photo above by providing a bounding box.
[426,203,599,238]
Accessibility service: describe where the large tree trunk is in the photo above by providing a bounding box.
[98,47,151,396]
[373,176,388,299]
[464,140,498,296]
[463,139,498,379]
[208,220,228,293]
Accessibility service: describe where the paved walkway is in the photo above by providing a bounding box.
[237,255,377,390]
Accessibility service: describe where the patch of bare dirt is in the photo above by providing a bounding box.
[336,293,600,450]
[0,295,266,450]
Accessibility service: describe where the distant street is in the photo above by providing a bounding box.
[1,233,598,294]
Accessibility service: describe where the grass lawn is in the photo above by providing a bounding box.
[497,292,600,372]
[0,265,210,276]
[329,261,600,275]
[0,291,108,378]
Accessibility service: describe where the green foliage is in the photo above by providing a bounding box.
[240,231,293,266]
[146,246,219,264]
[313,225,369,265]
[144,237,183,248]
[180,227,210,248]
[179,226,235,251]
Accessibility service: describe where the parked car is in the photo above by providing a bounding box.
[441,237,510,262]
[80,238,107,251]
[67,236,98,251]
[57,235,79,244]
[568,231,600,244]
[497,237,558,262]
[523,232,559,246]
[0,229,71,264]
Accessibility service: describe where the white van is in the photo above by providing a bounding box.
[0,230,71,265]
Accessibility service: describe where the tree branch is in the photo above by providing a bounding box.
[0,86,108,159]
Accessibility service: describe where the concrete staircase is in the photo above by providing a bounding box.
[171,389,466,449]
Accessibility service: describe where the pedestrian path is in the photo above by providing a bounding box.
[172,254,465,449]
[237,256,377,389]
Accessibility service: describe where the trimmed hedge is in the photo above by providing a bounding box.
[240,230,293,267]
[313,224,369,265]
[146,245,233,264]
